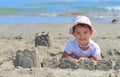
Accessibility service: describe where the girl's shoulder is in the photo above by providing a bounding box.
[89,39,100,48]
[67,39,77,44]
[89,39,100,51]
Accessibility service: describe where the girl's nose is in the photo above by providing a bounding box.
[79,33,84,37]
[79,34,86,40]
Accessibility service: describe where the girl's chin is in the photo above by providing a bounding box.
[79,42,86,45]
[79,41,88,44]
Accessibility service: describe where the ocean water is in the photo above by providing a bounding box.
[0,0,120,24]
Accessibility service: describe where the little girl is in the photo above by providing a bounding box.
[61,16,101,63]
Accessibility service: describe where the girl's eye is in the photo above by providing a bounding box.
[84,31,87,34]
[76,32,80,35]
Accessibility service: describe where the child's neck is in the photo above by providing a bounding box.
[78,43,89,50]
[79,43,89,47]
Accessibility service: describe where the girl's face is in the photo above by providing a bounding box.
[73,25,92,46]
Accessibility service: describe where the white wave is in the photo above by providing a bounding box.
[106,6,120,11]
[31,13,58,17]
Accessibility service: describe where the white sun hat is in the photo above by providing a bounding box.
[73,16,92,26]
[69,16,94,34]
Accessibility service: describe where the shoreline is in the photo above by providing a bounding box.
[0,15,119,24]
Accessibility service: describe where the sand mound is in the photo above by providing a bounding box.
[35,31,52,47]
[14,48,38,68]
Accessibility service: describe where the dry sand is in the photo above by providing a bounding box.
[0,22,120,77]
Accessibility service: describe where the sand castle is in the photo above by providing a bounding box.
[14,48,38,68]
[35,31,52,47]
[14,31,52,68]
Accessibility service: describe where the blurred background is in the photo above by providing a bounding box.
[0,0,120,24]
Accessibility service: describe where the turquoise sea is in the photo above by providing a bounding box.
[0,0,120,24]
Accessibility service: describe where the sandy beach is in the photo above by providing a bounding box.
[0,22,120,77]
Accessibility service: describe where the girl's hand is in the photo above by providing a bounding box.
[80,57,87,60]
[75,59,80,63]
[75,57,87,64]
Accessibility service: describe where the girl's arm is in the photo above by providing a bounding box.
[61,51,78,59]
[61,51,70,58]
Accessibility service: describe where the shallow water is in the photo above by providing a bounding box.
[0,0,120,24]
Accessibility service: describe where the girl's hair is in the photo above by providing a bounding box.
[72,23,92,33]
